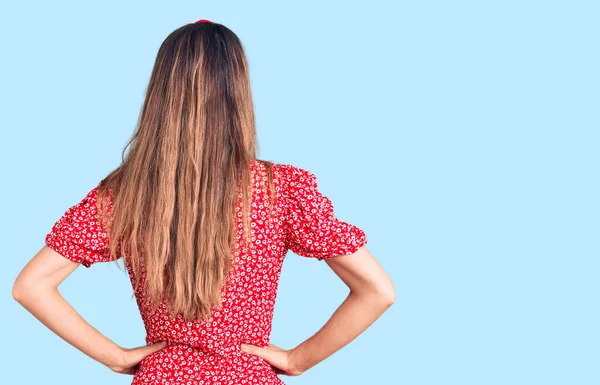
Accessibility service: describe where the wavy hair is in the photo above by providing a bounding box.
[95,21,275,322]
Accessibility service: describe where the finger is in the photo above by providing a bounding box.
[136,341,168,358]
[146,341,168,354]
[241,343,263,357]
[241,344,278,362]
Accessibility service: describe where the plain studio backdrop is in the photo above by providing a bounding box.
[1,1,598,384]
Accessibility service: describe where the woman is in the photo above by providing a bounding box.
[12,19,395,384]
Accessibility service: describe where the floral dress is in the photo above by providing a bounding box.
[44,161,368,385]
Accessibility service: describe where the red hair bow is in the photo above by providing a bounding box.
[195,19,214,24]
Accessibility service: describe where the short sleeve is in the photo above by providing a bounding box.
[44,182,113,268]
[278,164,368,261]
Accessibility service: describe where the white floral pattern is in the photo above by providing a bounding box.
[45,161,368,385]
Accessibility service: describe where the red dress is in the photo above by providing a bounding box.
[45,161,368,385]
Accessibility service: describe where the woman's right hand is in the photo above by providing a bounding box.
[108,341,169,375]
[241,343,303,376]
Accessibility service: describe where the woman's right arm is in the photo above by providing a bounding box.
[240,245,394,376]
[241,164,394,375]
[287,245,395,374]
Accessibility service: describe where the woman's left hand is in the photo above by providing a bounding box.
[108,341,169,375]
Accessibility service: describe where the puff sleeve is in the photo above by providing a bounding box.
[44,182,113,268]
[278,164,368,260]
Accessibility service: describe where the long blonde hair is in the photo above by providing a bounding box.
[95,21,275,322]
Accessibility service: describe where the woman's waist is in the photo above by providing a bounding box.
[133,342,284,385]
[139,341,274,372]
[162,339,241,357]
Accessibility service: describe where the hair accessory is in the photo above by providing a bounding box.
[195,19,214,24]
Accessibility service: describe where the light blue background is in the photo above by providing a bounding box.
[2,1,598,384]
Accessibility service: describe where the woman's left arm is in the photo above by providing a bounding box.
[12,245,167,375]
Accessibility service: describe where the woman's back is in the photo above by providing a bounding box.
[44,159,368,384]
[13,20,393,385]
